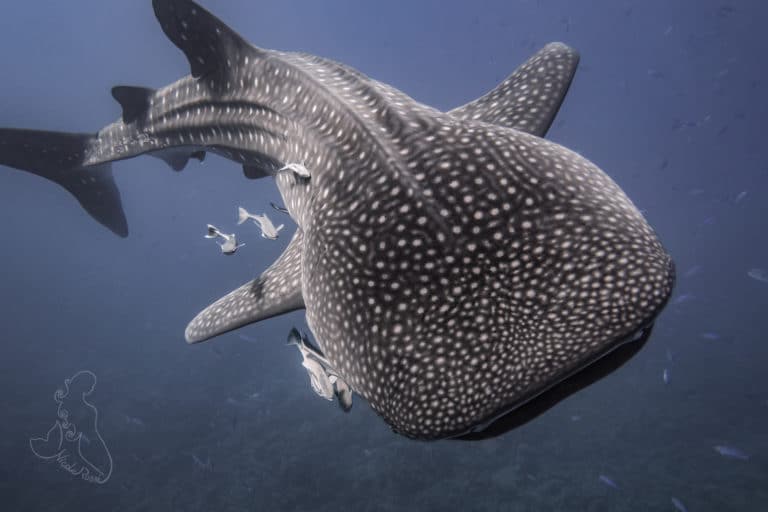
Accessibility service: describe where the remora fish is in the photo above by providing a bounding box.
[0,0,675,439]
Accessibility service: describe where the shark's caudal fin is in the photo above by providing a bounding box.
[152,0,262,79]
[449,42,579,137]
[0,129,128,237]
[185,229,305,343]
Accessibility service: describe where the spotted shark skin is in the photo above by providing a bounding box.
[0,0,674,440]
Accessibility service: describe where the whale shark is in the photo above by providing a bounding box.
[0,0,674,439]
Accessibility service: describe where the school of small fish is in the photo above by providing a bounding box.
[203,169,303,254]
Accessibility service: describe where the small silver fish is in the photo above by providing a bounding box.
[270,202,289,214]
[330,374,353,412]
[672,293,695,305]
[671,497,687,512]
[287,328,334,401]
[683,265,702,278]
[647,68,664,79]
[124,414,146,428]
[219,236,243,254]
[748,268,768,284]
[237,207,284,240]
[701,332,720,341]
[205,224,244,254]
[204,224,219,239]
[662,368,669,384]
[714,445,749,460]
[598,475,619,489]
[734,190,748,203]
[191,454,213,472]
[278,162,311,179]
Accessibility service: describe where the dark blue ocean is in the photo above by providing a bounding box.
[1,1,766,510]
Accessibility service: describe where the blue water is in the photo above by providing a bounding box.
[1,1,767,510]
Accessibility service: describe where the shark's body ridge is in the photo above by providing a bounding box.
[0,0,674,439]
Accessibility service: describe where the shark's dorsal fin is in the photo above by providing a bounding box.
[111,86,155,124]
[449,42,579,137]
[185,229,305,343]
[152,0,262,78]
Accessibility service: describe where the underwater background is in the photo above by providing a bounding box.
[1,0,766,510]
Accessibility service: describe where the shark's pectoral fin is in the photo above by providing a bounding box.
[242,152,283,180]
[448,42,579,137]
[242,164,271,180]
[152,0,263,78]
[0,129,128,237]
[111,86,155,124]
[185,229,305,343]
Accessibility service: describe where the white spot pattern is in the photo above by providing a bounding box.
[30,0,676,440]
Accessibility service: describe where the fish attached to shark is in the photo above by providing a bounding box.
[0,0,674,439]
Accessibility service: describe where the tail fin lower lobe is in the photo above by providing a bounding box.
[0,128,128,237]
